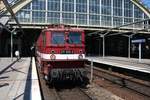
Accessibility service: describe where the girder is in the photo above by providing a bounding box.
[9,0,32,14]
[130,0,150,18]
[0,0,32,15]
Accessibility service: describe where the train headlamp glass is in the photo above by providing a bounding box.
[51,50,55,54]
[78,54,83,59]
[79,50,82,54]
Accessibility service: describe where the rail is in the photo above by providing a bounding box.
[53,87,93,100]
[37,63,93,100]
[86,64,150,97]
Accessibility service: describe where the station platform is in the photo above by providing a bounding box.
[0,57,41,100]
[86,56,150,74]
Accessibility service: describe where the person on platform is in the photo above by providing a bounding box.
[15,50,20,60]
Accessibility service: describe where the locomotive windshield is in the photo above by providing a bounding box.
[68,32,81,44]
[52,32,65,44]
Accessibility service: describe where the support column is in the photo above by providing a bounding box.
[87,0,89,25]
[18,38,21,57]
[139,43,141,62]
[103,36,105,58]
[100,0,101,26]
[90,59,93,83]
[122,0,124,25]
[128,36,131,59]
[11,32,13,61]
[0,32,1,56]
[111,0,113,27]
[30,2,32,23]
[74,0,76,24]
[133,3,135,28]
[60,0,62,23]
[45,0,48,23]
[99,38,101,56]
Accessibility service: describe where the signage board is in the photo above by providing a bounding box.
[131,39,146,43]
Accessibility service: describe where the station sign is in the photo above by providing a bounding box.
[131,39,146,43]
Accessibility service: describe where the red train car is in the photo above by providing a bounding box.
[36,24,87,83]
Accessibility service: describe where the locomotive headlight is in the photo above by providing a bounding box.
[78,54,83,59]
[51,50,55,54]
[79,50,82,54]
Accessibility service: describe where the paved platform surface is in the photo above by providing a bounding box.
[86,56,150,74]
[0,57,41,100]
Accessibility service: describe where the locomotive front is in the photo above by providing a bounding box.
[36,25,87,83]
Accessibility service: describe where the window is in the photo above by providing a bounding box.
[51,32,65,44]
[32,0,45,10]
[62,13,74,24]
[134,6,143,18]
[68,32,81,44]
[101,16,112,26]
[76,0,87,13]
[124,18,133,28]
[124,0,133,17]
[76,14,87,25]
[113,0,122,17]
[89,15,100,25]
[101,0,111,15]
[32,11,45,23]
[89,0,100,14]
[48,0,60,11]
[47,12,60,24]
[113,17,123,27]
[62,0,74,12]
[17,11,30,22]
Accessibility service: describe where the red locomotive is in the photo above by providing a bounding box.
[36,24,87,84]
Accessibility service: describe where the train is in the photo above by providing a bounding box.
[35,24,88,84]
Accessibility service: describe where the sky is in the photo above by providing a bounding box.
[142,0,150,7]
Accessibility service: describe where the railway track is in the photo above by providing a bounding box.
[85,64,150,98]
[37,63,93,100]
[53,87,93,100]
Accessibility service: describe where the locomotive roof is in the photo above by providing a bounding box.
[43,28,84,32]
[42,24,84,32]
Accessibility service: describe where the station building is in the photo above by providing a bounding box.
[1,0,150,58]
[14,0,148,29]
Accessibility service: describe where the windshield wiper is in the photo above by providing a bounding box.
[53,38,58,44]
[69,37,74,43]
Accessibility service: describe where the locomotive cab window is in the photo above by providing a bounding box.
[68,32,81,44]
[51,32,65,44]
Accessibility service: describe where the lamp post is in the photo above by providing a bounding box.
[11,31,13,61]
[128,36,131,59]
[11,31,17,61]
